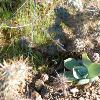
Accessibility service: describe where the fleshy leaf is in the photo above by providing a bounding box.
[73,66,88,79]
[87,63,100,78]
[64,58,79,70]
[82,53,92,67]
[64,71,76,81]
[77,79,89,85]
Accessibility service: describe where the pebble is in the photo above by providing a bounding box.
[79,97,85,100]
[68,0,83,11]
[70,88,79,94]
[41,74,49,82]
[92,53,100,62]
[95,95,100,100]
[31,91,42,100]
[35,79,44,91]
[45,0,53,4]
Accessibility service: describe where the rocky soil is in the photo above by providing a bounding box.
[27,71,100,100]
[0,0,100,100]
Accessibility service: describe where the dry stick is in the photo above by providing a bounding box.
[12,0,28,17]
[54,69,67,99]
[0,23,32,29]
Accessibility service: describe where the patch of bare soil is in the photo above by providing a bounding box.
[27,70,100,100]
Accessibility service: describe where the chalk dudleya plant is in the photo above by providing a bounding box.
[64,53,100,85]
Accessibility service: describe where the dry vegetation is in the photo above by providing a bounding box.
[0,0,100,100]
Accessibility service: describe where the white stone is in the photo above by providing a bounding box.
[68,0,83,11]
[41,74,49,82]
[35,79,44,91]
[70,87,79,93]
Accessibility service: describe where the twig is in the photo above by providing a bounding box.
[0,23,32,29]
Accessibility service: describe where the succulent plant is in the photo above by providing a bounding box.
[0,57,32,100]
[64,52,100,85]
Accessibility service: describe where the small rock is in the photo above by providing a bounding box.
[86,92,90,96]
[41,74,49,82]
[40,86,48,96]
[70,87,79,94]
[97,89,100,94]
[31,91,42,100]
[92,53,100,62]
[68,0,83,11]
[95,95,100,100]
[73,38,86,52]
[43,93,50,99]
[45,0,53,4]
[79,97,85,100]
[35,79,44,91]
[49,87,54,93]
[90,76,99,82]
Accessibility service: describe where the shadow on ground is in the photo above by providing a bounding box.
[48,7,83,51]
[48,6,100,54]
